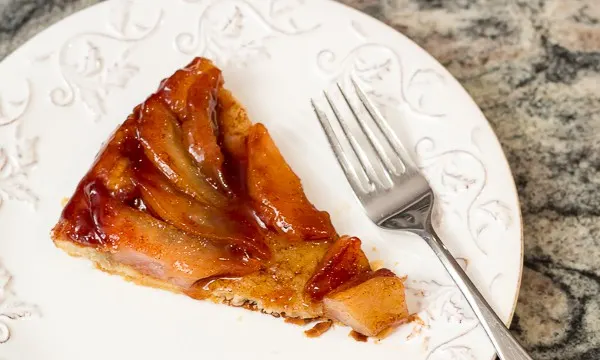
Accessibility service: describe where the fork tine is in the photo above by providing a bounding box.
[351,78,415,171]
[336,83,400,179]
[311,100,370,195]
[322,91,386,190]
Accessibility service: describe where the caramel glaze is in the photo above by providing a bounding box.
[304,236,371,301]
[54,58,331,279]
[58,58,268,259]
[58,111,271,271]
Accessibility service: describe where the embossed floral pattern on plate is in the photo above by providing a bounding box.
[0,262,39,345]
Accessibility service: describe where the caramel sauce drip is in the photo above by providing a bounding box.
[304,320,333,338]
[349,330,368,342]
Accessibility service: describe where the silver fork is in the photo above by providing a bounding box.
[311,80,532,360]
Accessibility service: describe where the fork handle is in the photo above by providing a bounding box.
[418,228,533,360]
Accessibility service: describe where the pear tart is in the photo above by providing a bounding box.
[52,58,409,338]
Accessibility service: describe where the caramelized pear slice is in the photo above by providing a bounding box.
[135,165,269,259]
[323,269,409,337]
[86,181,261,289]
[305,236,371,301]
[183,73,224,187]
[246,124,336,241]
[158,58,218,118]
[79,116,139,201]
[217,88,253,160]
[137,95,226,206]
[158,58,226,188]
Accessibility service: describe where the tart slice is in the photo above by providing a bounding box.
[51,57,409,338]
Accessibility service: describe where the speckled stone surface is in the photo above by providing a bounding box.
[1,0,598,359]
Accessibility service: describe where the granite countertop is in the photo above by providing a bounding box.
[1,0,598,359]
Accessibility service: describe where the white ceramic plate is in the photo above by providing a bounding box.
[0,1,523,359]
